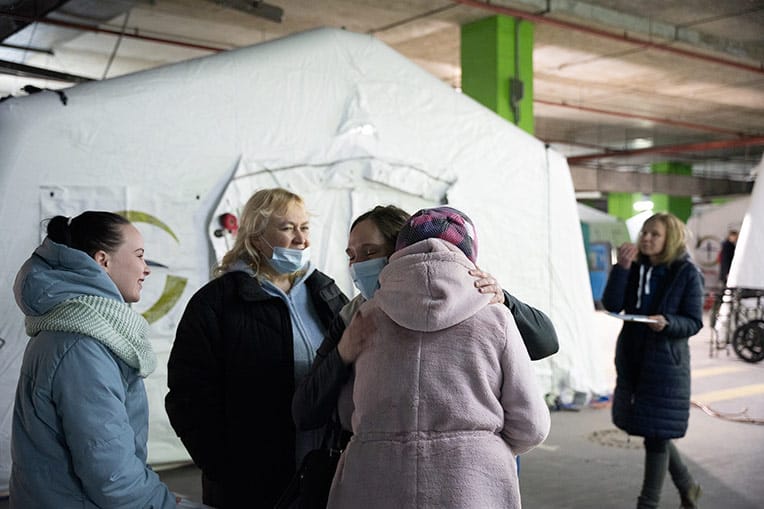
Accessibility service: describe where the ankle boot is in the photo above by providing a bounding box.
[680,483,702,508]
[667,441,702,508]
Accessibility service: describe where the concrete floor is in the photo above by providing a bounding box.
[3,312,763,508]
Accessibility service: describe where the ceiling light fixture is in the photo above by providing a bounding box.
[628,137,653,149]
[633,199,654,212]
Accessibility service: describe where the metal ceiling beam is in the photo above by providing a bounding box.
[0,42,53,54]
[570,165,753,197]
[0,57,90,82]
[453,0,764,75]
[567,136,764,164]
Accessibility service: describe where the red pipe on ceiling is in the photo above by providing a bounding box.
[453,0,764,76]
[567,136,764,164]
[535,99,749,137]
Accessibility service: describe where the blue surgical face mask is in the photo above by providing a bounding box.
[349,256,387,300]
[268,245,311,274]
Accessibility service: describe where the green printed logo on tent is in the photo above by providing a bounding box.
[116,210,188,324]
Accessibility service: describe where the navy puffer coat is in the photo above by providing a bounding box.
[601,254,703,439]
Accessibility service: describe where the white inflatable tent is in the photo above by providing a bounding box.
[0,28,606,489]
[727,159,764,291]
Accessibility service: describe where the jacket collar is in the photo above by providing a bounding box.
[227,267,336,303]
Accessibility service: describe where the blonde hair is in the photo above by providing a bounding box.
[641,212,687,266]
[214,188,305,277]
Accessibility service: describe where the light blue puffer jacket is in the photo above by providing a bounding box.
[10,238,176,508]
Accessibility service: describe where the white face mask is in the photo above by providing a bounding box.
[349,256,387,300]
[268,245,311,274]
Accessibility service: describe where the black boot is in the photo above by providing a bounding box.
[637,448,668,509]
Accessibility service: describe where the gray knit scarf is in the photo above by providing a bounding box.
[25,295,156,377]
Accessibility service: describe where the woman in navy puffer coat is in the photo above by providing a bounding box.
[602,212,704,509]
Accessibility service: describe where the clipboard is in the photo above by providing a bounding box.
[604,311,658,323]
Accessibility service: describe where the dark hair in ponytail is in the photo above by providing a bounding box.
[46,211,130,257]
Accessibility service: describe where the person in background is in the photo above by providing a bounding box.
[602,212,704,509]
[325,206,551,509]
[11,211,177,508]
[292,205,558,432]
[718,228,738,286]
[165,188,348,508]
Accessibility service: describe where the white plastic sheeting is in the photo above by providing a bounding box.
[0,28,606,490]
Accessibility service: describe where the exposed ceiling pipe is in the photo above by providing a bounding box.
[535,99,750,137]
[453,0,764,75]
[568,136,764,164]
[0,14,228,53]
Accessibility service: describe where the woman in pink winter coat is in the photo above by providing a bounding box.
[327,206,551,509]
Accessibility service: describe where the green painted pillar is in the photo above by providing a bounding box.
[651,162,692,223]
[461,16,534,134]
[608,193,643,221]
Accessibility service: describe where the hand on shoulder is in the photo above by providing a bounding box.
[469,267,505,305]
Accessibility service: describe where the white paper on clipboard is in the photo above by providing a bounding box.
[605,311,659,323]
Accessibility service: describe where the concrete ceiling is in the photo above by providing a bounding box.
[1,0,763,199]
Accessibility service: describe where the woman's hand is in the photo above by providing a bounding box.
[616,243,638,269]
[337,310,374,365]
[470,268,505,305]
[647,314,668,332]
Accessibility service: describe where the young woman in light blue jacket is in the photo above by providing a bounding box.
[11,211,177,508]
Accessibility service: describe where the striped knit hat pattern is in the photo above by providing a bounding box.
[395,206,478,262]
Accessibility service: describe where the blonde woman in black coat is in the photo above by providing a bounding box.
[165,188,348,508]
[602,212,704,509]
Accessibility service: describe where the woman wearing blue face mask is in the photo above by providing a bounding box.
[292,205,559,433]
[165,188,348,509]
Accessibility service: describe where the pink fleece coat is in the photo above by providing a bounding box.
[327,238,551,509]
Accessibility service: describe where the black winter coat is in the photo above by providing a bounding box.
[165,269,347,509]
[601,255,703,439]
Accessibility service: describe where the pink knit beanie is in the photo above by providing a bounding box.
[395,206,477,262]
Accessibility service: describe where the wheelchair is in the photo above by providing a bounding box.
[709,287,764,363]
